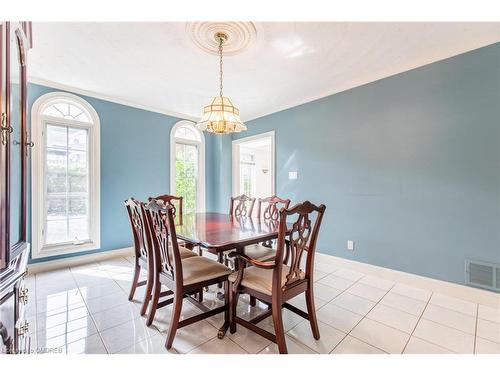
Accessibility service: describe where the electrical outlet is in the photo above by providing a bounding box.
[288,171,298,180]
[347,240,354,251]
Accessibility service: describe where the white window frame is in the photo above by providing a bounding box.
[232,131,276,198]
[170,120,205,213]
[31,92,101,259]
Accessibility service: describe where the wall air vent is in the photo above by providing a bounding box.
[465,259,500,292]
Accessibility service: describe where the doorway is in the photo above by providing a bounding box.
[232,131,275,208]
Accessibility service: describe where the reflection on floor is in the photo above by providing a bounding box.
[25,254,500,354]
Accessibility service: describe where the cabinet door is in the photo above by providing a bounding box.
[0,291,15,354]
[0,22,30,268]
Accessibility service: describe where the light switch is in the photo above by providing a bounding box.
[288,171,298,180]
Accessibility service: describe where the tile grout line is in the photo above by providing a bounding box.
[398,294,472,354]
[473,303,479,354]
[400,290,433,354]
[70,262,110,354]
[327,281,398,354]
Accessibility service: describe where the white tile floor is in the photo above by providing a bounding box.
[25,255,500,354]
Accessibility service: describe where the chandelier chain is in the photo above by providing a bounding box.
[219,36,223,97]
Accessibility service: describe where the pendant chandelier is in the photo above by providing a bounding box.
[196,32,247,135]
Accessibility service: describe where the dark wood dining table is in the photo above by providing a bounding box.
[175,212,282,255]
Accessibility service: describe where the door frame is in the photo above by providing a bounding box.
[232,130,275,199]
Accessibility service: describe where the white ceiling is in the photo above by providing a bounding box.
[29,22,500,121]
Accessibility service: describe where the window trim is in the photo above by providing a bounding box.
[31,92,101,259]
[170,120,205,213]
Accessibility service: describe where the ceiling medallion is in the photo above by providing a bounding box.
[186,21,257,56]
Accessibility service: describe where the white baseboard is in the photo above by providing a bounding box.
[315,251,499,308]
[27,247,134,275]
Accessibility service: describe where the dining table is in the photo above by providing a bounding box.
[174,212,285,338]
[175,212,282,254]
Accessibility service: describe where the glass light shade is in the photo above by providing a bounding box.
[196,96,247,134]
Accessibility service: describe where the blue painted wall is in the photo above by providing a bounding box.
[27,84,196,263]
[232,43,500,285]
[205,134,232,213]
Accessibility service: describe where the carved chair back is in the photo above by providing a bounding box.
[143,199,183,283]
[274,201,326,291]
[229,194,256,217]
[149,194,183,225]
[124,198,148,260]
[256,195,291,221]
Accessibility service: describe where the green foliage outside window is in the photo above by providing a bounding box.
[175,156,197,214]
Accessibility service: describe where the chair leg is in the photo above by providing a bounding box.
[224,281,229,327]
[305,289,320,340]
[165,291,183,350]
[229,288,238,334]
[128,264,141,301]
[197,287,204,303]
[140,267,154,316]
[198,247,203,256]
[146,279,161,326]
[249,296,257,307]
[271,303,287,354]
[217,252,224,288]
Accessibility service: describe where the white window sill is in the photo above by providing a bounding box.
[32,241,101,259]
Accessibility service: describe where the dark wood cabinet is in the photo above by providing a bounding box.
[0,21,32,355]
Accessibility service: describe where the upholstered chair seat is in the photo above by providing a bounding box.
[228,265,305,295]
[241,243,277,262]
[176,246,198,260]
[181,256,233,286]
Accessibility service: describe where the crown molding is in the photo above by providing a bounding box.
[27,76,199,122]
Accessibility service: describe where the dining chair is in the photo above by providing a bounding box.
[125,197,198,316]
[228,201,326,354]
[241,195,291,307]
[229,194,256,217]
[214,194,257,274]
[149,194,198,250]
[143,199,233,349]
[124,198,149,306]
[244,195,291,262]
[149,194,183,225]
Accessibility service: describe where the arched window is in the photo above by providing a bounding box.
[170,120,205,213]
[31,92,100,258]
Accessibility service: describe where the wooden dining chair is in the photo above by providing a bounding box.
[229,194,256,217]
[228,201,326,354]
[125,197,198,317]
[244,195,291,262]
[143,199,233,349]
[149,194,183,225]
[124,198,149,306]
[149,194,198,251]
[241,195,291,307]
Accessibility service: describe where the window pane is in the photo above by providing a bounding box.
[43,101,92,123]
[175,143,198,214]
[46,148,67,193]
[47,196,67,219]
[175,125,200,141]
[240,152,256,197]
[44,123,90,246]
[46,219,68,244]
[69,197,87,217]
[68,128,87,151]
[69,218,89,242]
[46,125,67,149]
[69,151,88,193]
